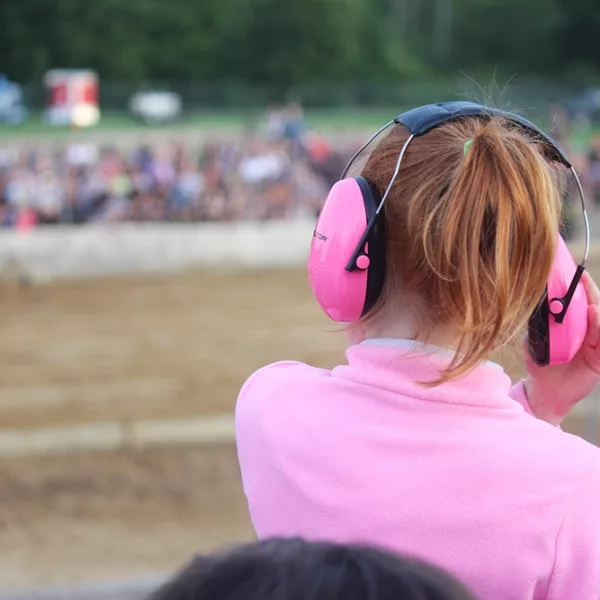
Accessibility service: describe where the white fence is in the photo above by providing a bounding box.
[0,222,594,284]
[0,414,234,457]
[0,221,316,282]
[0,576,166,600]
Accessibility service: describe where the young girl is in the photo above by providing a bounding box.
[235,104,600,600]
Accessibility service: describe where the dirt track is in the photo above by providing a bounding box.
[0,256,598,590]
[0,269,345,430]
[0,444,253,589]
[0,267,347,590]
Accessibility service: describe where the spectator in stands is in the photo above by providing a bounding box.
[168,159,204,221]
[147,538,478,600]
[264,104,286,140]
[282,101,306,158]
[583,143,600,211]
[549,104,570,152]
[236,114,600,599]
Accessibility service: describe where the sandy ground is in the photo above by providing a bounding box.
[0,444,253,590]
[0,269,344,430]
[0,267,346,590]
[0,248,598,590]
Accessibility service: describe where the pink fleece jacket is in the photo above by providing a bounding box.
[235,339,600,600]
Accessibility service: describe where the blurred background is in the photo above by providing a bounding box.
[0,0,600,598]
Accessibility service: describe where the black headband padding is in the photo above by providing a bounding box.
[394,101,570,167]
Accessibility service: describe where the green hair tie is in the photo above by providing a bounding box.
[463,140,473,155]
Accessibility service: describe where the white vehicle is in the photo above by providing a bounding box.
[129,91,182,124]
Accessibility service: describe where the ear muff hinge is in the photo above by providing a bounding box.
[549,264,586,324]
[345,214,380,272]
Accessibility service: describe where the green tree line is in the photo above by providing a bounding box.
[0,0,599,85]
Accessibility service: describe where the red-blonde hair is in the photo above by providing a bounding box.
[360,116,563,383]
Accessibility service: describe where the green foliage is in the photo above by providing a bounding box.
[0,0,598,86]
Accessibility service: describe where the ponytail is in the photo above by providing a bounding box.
[362,117,562,383]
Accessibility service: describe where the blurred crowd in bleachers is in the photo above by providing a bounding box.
[0,103,350,228]
[2,103,600,229]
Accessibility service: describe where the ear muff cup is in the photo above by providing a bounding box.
[307,176,387,322]
[527,234,588,366]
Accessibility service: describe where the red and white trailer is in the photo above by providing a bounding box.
[44,69,100,128]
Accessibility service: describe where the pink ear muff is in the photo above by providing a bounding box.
[547,235,588,365]
[307,179,371,322]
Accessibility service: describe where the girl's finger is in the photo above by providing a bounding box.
[582,271,600,307]
[586,303,600,349]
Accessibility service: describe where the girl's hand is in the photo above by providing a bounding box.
[524,271,600,426]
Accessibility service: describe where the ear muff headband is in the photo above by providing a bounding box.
[343,102,591,325]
